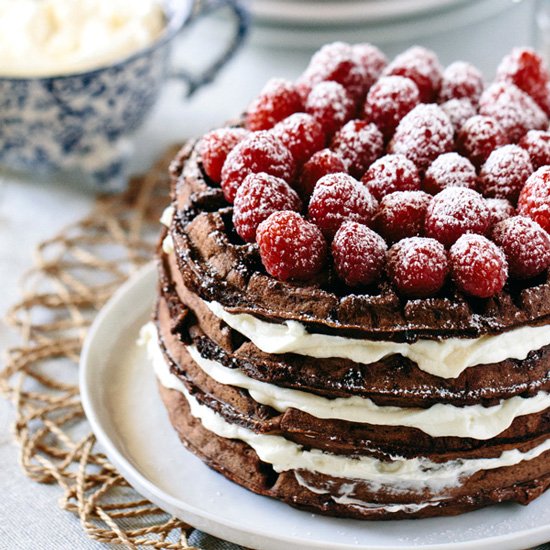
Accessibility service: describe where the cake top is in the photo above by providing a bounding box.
[197,44,550,301]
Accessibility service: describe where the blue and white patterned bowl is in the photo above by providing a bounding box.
[0,0,248,192]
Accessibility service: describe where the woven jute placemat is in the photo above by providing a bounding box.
[0,145,210,549]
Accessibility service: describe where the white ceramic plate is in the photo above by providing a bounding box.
[249,0,469,26]
[80,262,550,550]
[249,0,519,50]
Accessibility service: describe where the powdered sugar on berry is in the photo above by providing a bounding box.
[389,104,454,170]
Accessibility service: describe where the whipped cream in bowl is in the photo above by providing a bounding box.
[0,0,248,191]
[0,0,166,77]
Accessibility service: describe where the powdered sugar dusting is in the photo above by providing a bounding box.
[519,129,550,169]
[200,127,249,183]
[425,187,491,247]
[423,152,477,195]
[245,78,302,131]
[299,41,367,100]
[376,190,432,243]
[332,220,387,286]
[364,75,420,138]
[450,234,507,298]
[352,42,388,90]
[496,47,550,115]
[233,172,302,242]
[440,98,476,134]
[362,154,420,201]
[330,120,384,179]
[492,215,550,279]
[272,112,325,165]
[439,61,484,104]
[383,46,443,102]
[485,198,515,226]
[387,237,448,297]
[257,211,327,280]
[479,82,548,142]
[479,144,533,203]
[457,115,509,168]
[305,80,354,137]
[221,131,296,203]
[308,172,378,238]
[517,166,550,232]
[389,104,454,170]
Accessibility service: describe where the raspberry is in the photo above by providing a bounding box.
[363,76,420,138]
[492,216,550,279]
[298,41,367,101]
[330,120,384,179]
[450,234,508,298]
[332,221,387,286]
[478,144,533,203]
[389,104,454,171]
[272,113,325,166]
[423,153,477,195]
[305,81,355,138]
[424,187,491,247]
[496,47,550,115]
[486,198,516,226]
[233,173,302,243]
[308,173,378,239]
[383,46,443,102]
[387,237,448,298]
[376,190,432,243]
[245,78,303,131]
[479,82,548,142]
[519,130,550,169]
[352,43,388,91]
[298,149,347,200]
[456,115,509,168]
[220,131,296,203]
[438,61,484,104]
[200,128,249,183]
[440,98,477,134]
[362,154,421,201]
[257,211,327,281]
[517,166,550,232]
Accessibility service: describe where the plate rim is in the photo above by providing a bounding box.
[79,262,550,550]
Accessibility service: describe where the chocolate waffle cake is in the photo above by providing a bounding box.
[143,44,550,519]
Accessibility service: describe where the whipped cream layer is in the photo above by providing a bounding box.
[181,341,550,440]
[207,301,550,379]
[293,472,442,513]
[0,0,165,77]
[142,326,550,492]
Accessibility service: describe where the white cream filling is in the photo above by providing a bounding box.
[0,0,165,77]
[207,301,550,379]
[182,342,550,440]
[160,205,175,254]
[293,472,441,513]
[162,235,174,255]
[160,205,174,229]
[141,325,550,493]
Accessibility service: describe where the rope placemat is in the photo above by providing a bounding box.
[0,145,231,549]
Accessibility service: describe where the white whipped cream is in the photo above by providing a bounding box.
[162,235,174,255]
[182,341,550,440]
[207,301,550,379]
[160,205,174,228]
[0,0,165,77]
[294,472,441,513]
[141,325,550,493]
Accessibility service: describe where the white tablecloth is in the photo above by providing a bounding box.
[1,3,549,548]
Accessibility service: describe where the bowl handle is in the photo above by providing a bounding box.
[170,0,250,96]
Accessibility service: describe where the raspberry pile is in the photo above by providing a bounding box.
[198,44,550,297]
